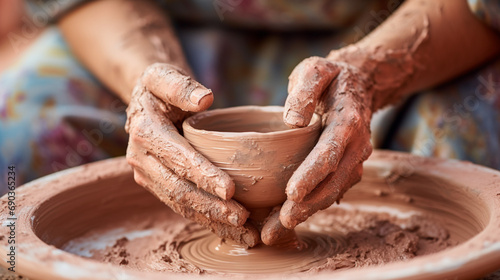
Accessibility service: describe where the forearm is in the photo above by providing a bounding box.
[329,0,500,111]
[58,0,189,104]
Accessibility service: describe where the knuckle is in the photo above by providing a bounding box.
[362,144,373,160]
[348,165,363,185]
[304,56,323,66]
[125,151,136,165]
[294,57,322,75]
[353,169,363,183]
[131,83,146,97]
[356,165,363,177]
[133,170,148,187]
[303,56,335,75]
[144,62,166,75]
[142,63,184,86]
[326,139,341,153]
[128,125,145,143]
[346,111,362,127]
[290,56,334,90]
[125,148,141,168]
[126,157,138,169]
[149,62,166,70]
[324,145,342,167]
[323,133,341,147]
[142,63,162,80]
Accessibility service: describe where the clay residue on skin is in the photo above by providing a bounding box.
[77,205,455,275]
[126,89,263,247]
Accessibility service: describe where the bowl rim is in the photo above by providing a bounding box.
[182,106,322,139]
[1,151,500,280]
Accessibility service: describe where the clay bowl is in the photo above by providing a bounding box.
[182,106,321,215]
[2,151,500,279]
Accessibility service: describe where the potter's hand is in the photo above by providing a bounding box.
[126,63,259,246]
[262,57,373,245]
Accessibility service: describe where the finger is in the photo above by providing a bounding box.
[131,162,260,247]
[261,208,295,246]
[284,57,340,128]
[128,90,235,200]
[286,111,360,202]
[209,221,260,247]
[281,146,368,229]
[127,144,248,227]
[142,63,213,112]
[281,165,362,229]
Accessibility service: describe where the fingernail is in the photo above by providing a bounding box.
[227,212,240,226]
[280,214,296,229]
[285,110,306,128]
[215,187,228,200]
[287,183,305,202]
[190,88,212,105]
[287,187,298,200]
[243,234,259,248]
[242,229,260,247]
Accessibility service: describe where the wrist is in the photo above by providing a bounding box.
[327,43,417,112]
[121,60,193,105]
[117,14,193,103]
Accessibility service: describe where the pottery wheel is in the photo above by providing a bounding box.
[179,230,340,274]
[4,152,500,279]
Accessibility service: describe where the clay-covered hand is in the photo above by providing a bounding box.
[125,63,259,247]
[262,56,373,245]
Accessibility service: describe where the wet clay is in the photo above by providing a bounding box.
[3,152,500,279]
[183,106,321,239]
[183,106,321,211]
[62,203,455,275]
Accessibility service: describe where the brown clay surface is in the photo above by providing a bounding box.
[3,152,500,279]
[183,106,321,211]
[183,106,322,242]
[62,203,455,275]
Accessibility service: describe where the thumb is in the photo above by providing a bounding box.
[284,57,339,128]
[141,63,213,112]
